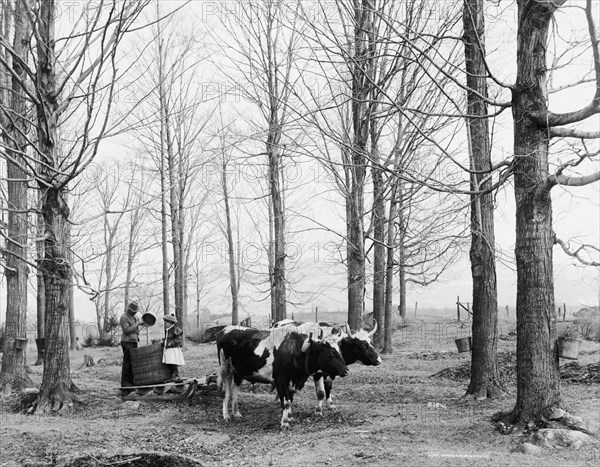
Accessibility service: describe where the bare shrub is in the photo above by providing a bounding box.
[577,316,600,342]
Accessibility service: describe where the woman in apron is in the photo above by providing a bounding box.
[162,314,185,382]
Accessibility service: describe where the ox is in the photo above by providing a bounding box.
[216,327,348,428]
[312,321,382,414]
[273,332,348,428]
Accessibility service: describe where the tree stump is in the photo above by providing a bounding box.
[80,355,95,368]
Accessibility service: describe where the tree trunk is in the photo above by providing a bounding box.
[382,184,397,354]
[397,184,407,322]
[37,188,77,411]
[156,11,171,318]
[463,0,502,400]
[33,0,76,412]
[0,0,32,392]
[222,160,239,324]
[67,219,76,351]
[124,209,138,308]
[501,0,561,425]
[371,118,385,348]
[398,249,407,320]
[347,0,373,330]
[102,217,115,338]
[166,109,183,325]
[268,130,286,322]
[268,195,276,324]
[36,208,46,366]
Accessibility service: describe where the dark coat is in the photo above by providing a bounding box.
[165,324,183,348]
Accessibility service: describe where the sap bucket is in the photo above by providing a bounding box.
[15,338,28,350]
[455,336,472,353]
[557,337,581,360]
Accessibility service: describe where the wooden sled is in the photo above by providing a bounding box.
[117,374,218,401]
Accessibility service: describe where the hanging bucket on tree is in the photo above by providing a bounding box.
[455,336,472,353]
[557,337,581,360]
[35,338,45,356]
[15,338,28,350]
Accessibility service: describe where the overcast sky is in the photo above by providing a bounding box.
[1,1,598,329]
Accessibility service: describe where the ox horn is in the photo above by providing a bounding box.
[367,320,378,337]
[301,337,311,353]
[345,322,353,338]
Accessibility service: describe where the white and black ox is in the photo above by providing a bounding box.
[216,326,348,428]
[283,321,382,414]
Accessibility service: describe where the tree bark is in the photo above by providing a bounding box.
[347,0,374,330]
[501,0,562,424]
[268,134,286,322]
[36,206,46,366]
[382,183,398,354]
[371,121,385,349]
[397,182,407,322]
[34,0,77,412]
[156,3,171,318]
[0,0,32,392]
[102,213,121,338]
[268,196,276,323]
[37,188,77,411]
[463,0,503,400]
[67,219,76,351]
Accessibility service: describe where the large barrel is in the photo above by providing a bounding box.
[130,343,170,385]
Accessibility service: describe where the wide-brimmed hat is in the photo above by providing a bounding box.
[127,302,139,313]
[163,314,177,324]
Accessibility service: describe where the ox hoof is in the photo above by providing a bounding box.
[280,422,290,430]
[233,413,242,419]
[315,408,323,416]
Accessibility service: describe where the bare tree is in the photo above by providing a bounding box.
[214,118,241,324]
[293,1,463,343]
[73,161,148,341]
[0,0,150,412]
[462,0,502,400]
[213,0,305,322]
[496,0,600,425]
[130,7,211,329]
[122,161,152,310]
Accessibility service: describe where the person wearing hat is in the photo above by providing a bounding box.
[162,314,184,382]
[119,301,144,389]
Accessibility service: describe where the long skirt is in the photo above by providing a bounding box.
[162,347,185,365]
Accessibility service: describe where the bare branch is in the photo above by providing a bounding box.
[554,234,600,267]
[549,127,600,139]
[548,171,600,187]
[534,0,600,127]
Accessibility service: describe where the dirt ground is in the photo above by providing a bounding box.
[1,319,599,467]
